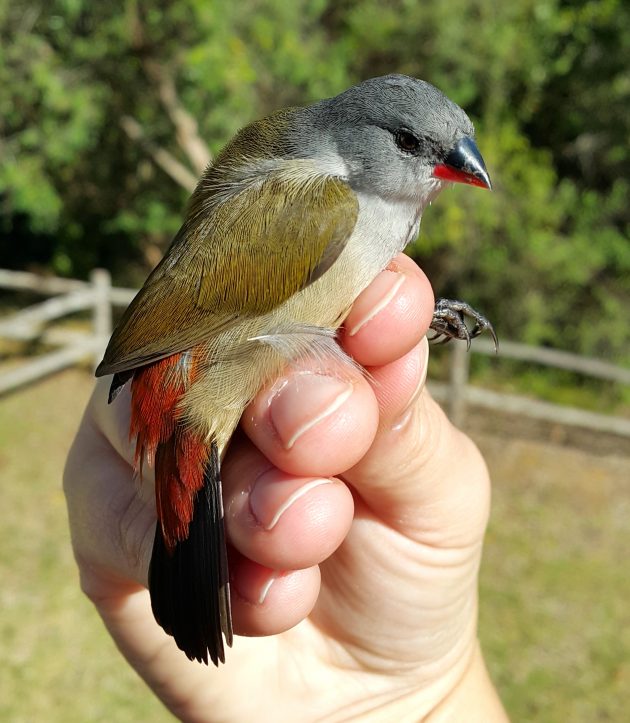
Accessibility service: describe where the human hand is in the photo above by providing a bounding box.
[64,253,507,722]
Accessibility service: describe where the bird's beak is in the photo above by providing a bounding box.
[433,136,492,190]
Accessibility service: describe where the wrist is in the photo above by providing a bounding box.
[425,641,509,722]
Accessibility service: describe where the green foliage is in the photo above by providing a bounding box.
[0,0,628,362]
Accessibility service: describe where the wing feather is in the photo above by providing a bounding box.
[96,163,358,377]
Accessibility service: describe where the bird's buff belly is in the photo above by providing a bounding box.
[181,198,420,450]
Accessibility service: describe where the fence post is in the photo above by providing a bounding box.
[90,268,112,369]
[449,341,470,427]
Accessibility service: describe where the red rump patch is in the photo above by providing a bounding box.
[130,351,208,551]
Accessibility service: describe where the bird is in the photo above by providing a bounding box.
[96,74,494,666]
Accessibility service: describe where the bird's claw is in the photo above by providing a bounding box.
[429,298,498,351]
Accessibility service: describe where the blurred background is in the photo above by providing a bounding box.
[1,1,628,720]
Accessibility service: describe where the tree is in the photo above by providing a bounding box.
[1,0,628,362]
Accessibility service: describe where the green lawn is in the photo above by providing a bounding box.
[477,433,630,721]
[0,369,170,723]
[0,369,628,721]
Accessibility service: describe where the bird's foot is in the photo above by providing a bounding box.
[429,298,498,351]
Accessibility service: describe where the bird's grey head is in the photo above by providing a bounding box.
[298,74,480,202]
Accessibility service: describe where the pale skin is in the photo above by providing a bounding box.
[64,254,509,722]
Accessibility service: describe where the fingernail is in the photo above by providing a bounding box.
[250,472,333,530]
[234,570,278,605]
[269,373,353,449]
[347,271,405,336]
[257,574,277,604]
[392,337,429,430]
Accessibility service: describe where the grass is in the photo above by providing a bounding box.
[0,369,169,723]
[476,433,630,721]
[0,369,628,721]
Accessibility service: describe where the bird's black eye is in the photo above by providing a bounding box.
[394,129,421,154]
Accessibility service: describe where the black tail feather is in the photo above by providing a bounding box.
[107,370,134,403]
[149,441,233,665]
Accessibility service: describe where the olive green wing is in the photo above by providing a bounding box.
[96,167,358,377]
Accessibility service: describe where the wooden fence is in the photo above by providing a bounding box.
[0,269,132,395]
[1,267,629,438]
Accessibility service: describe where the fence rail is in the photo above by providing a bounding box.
[1,268,629,437]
